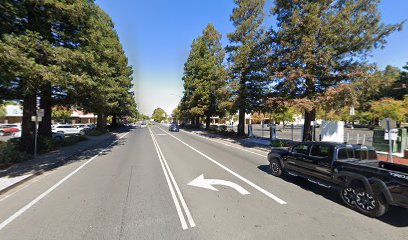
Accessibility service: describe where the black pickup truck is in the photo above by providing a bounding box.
[267,142,408,217]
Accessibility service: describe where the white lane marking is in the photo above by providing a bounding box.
[148,128,195,230]
[0,131,131,231]
[156,133,168,136]
[153,133,196,228]
[180,129,268,157]
[188,174,250,195]
[156,127,287,205]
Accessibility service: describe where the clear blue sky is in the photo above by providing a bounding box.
[96,0,408,116]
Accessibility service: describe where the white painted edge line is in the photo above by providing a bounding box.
[148,127,195,230]
[157,127,287,205]
[180,129,268,157]
[0,131,131,231]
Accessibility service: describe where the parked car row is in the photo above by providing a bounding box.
[267,141,408,218]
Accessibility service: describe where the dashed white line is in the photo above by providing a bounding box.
[0,131,131,231]
[156,126,287,205]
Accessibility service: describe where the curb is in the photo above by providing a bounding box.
[0,132,119,195]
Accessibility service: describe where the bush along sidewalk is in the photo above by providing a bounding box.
[0,135,89,168]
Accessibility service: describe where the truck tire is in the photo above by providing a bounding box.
[269,158,283,177]
[355,187,388,218]
[339,186,358,209]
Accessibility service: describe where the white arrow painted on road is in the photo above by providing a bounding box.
[188,174,250,195]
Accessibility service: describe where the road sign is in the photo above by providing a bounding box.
[384,129,398,141]
[31,116,42,122]
[188,174,250,195]
[380,118,396,129]
[36,109,44,118]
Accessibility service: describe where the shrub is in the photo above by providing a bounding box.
[0,141,31,165]
[61,135,88,146]
[87,129,107,136]
[271,139,289,148]
[38,136,58,153]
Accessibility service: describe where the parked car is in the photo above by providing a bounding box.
[52,124,86,135]
[52,132,65,141]
[169,123,179,132]
[267,141,408,217]
[0,124,21,136]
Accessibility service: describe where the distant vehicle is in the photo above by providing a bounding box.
[51,132,65,141]
[0,124,21,136]
[169,123,179,132]
[140,121,147,128]
[267,141,408,217]
[52,124,86,135]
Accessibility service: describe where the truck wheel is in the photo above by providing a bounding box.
[269,158,283,177]
[355,189,388,218]
[339,186,358,208]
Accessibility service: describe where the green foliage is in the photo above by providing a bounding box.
[87,129,107,136]
[61,135,88,147]
[38,136,58,153]
[226,0,267,135]
[0,1,138,152]
[152,108,167,122]
[0,141,31,165]
[271,140,289,148]
[52,106,72,123]
[180,24,227,128]
[268,0,402,140]
[370,98,408,123]
[0,104,5,118]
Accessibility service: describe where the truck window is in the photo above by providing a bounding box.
[292,144,310,155]
[368,150,377,160]
[338,148,348,160]
[310,145,330,158]
[338,148,354,160]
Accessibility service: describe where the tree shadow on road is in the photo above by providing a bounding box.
[257,164,408,227]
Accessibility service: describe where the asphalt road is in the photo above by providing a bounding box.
[0,124,406,239]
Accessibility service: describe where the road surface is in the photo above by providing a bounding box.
[0,124,406,239]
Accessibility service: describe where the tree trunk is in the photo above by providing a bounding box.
[237,109,245,136]
[194,116,200,129]
[205,114,211,130]
[302,109,316,141]
[97,113,106,131]
[112,114,118,128]
[38,85,52,137]
[21,92,36,154]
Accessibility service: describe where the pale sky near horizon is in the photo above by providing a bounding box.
[96,0,408,116]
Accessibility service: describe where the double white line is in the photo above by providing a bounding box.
[148,127,195,230]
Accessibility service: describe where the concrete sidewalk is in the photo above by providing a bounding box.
[0,130,128,194]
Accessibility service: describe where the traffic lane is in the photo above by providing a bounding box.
[0,128,185,240]
[0,133,130,224]
[150,126,292,239]
[155,126,408,239]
